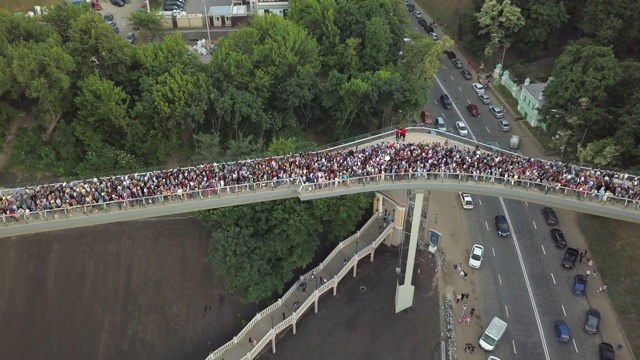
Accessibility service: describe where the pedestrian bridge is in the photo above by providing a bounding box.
[1,131,639,238]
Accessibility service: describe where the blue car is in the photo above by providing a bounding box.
[572,274,588,296]
[553,320,571,343]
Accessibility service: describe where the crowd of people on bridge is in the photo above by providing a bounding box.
[1,137,639,221]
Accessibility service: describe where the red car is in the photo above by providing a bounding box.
[92,0,103,10]
[466,104,479,117]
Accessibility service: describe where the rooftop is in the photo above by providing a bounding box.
[523,82,547,104]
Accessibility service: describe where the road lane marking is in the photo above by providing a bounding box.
[434,99,438,105]
[562,305,566,317]
[492,247,496,257]
[533,221,537,229]
[512,340,517,354]
[498,274,502,284]
[441,113,446,119]
[505,304,509,317]
[572,339,579,353]
[485,126,490,133]
[499,198,551,360]
[433,75,477,141]
[541,244,546,255]
[551,273,556,284]
[442,65,447,70]
[450,75,454,80]
[525,201,529,206]
[458,86,462,92]
[478,199,482,206]
[485,221,489,231]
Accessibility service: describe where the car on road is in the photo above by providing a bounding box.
[466,104,479,117]
[444,50,456,60]
[110,0,124,6]
[428,32,438,41]
[451,58,463,69]
[599,342,615,360]
[561,247,579,269]
[550,229,567,248]
[126,32,136,44]
[572,274,588,296]
[489,105,504,119]
[584,308,601,335]
[407,4,415,11]
[486,141,500,152]
[472,82,485,95]
[498,119,511,131]
[440,94,453,109]
[478,94,491,104]
[418,18,427,26]
[103,13,114,21]
[494,215,510,237]
[455,121,468,136]
[541,207,558,225]
[113,26,120,34]
[459,192,473,209]
[468,244,484,268]
[413,11,423,18]
[461,69,472,80]
[553,320,571,343]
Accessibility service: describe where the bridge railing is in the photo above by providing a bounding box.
[298,172,640,213]
[206,218,394,360]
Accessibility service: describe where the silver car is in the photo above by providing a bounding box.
[479,94,491,105]
[490,105,504,119]
[498,119,511,131]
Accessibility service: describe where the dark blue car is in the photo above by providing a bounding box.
[572,274,588,296]
[553,320,571,343]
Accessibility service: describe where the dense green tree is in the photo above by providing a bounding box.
[313,193,372,242]
[288,0,341,68]
[476,0,525,62]
[511,0,569,56]
[362,17,392,71]
[192,133,223,163]
[40,4,88,43]
[196,199,322,303]
[579,0,640,60]
[74,75,130,151]
[128,8,166,38]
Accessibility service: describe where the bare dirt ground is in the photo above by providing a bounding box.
[0,216,255,360]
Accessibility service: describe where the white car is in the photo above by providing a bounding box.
[413,11,422,19]
[459,192,474,209]
[455,121,468,137]
[469,244,484,268]
[472,83,485,95]
[489,105,504,119]
[429,32,438,41]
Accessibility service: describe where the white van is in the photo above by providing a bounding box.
[436,117,446,132]
[479,317,507,351]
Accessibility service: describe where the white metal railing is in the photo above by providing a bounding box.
[206,219,394,360]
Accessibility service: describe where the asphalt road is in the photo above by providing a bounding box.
[406,11,607,359]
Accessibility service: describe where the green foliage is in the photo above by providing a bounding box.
[476,0,525,59]
[511,0,569,57]
[127,9,165,38]
[313,193,372,242]
[579,0,640,60]
[196,199,322,303]
[9,126,56,174]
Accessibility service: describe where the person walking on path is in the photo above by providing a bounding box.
[616,344,623,353]
[597,285,608,293]
[456,294,462,304]
[470,308,476,317]
[579,251,586,263]
[282,312,286,320]
[462,304,467,315]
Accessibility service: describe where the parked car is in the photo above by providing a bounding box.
[599,342,615,360]
[561,247,579,269]
[584,308,601,335]
[553,320,571,343]
[103,13,114,21]
[444,51,456,60]
[91,0,103,10]
[541,207,558,225]
[455,121,468,136]
[494,215,510,237]
[110,0,124,6]
[122,0,131,3]
[461,69,472,80]
[418,18,427,26]
[468,244,484,268]
[466,104,479,117]
[407,4,415,11]
[459,192,473,209]
[113,26,120,34]
[572,274,588,296]
[440,94,453,109]
[106,20,117,28]
[413,11,423,19]
[126,32,136,44]
[428,32,438,41]
[549,229,567,248]
[451,58,463,69]
[489,105,504,119]
[498,119,511,131]
[478,94,491,104]
[472,82,485,95]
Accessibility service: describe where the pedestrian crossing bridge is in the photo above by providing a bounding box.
[2,131,639,239]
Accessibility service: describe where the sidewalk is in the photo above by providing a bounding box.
[427,191,485,358]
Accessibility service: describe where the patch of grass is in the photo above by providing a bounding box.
[494,84,519,110]
[578,214,640,356]
[0,0,62,13]
[414,0,473,37]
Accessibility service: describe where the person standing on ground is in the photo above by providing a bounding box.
[470,308,475,317]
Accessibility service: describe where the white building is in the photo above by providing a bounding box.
[249,0,290,16]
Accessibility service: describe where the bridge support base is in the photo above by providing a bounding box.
[394,191,424,313]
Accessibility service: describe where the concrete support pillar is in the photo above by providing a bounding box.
[332,276,337,296]
[370,250,375,262]
[352,258,357,277]
[272,335,276,353]
[374,193,383,213]
[389,206,406,246]
[395,191,424,313]
[314,292,318,313]
[293,320,297,334]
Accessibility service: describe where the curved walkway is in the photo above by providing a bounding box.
[207,213,393,360]
[1,129,639,238]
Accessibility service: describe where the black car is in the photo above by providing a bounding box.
[418,18,427,26]
[447,51,456,60]
[440,94,453,109]
[550,229,567,248]
[110,0,124,6]
[103,13,114,21]
[561,247,579,269]
[407,4,415,12]
[584,308,601,335]
[494,215,510,237]
[541,207,558,225]
[599,342,615,360]
[461,69,472,80]
[423,25,434,33]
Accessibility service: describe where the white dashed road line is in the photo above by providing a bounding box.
[573,339,579,353]
[498,274,502,285]
[478,199,482,206]
[505,304,509,317]
[551,273,556,284]
[513,340,517,354]
[562,304,567,316]
[485,126,490,133]
[485,221,489,231]
[533,221,537,229]
[541,244,546,255]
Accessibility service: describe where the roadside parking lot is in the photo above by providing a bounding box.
[97,0,144,42]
